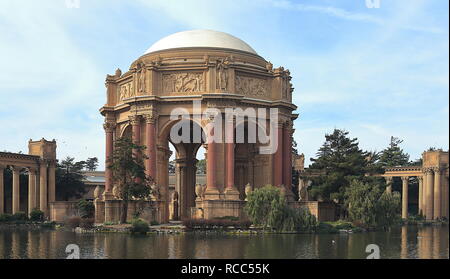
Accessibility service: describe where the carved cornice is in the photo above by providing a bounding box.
[0,152,40,163]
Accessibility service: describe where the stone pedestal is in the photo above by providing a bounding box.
[224,188,240,200]
[104,200,122,223]
[94,199,105,224]
[195,199,246,220]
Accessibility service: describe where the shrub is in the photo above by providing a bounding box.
[65,216,82,229]
[77,200,95,219]
[130,218,149,234]
[150,220,159,226]
[29,209,44,222]
[0,214,12,223]
[316,222,339,234]
[12,212,28,221]
[80,218,95,229]
[40,221,56,229]
[183,218,253,231]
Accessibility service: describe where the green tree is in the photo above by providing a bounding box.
[85,157,99,171]
[378,137,410,168]
[109,137,152,223]
[376,191,401,230]
[245,185,282,230]
[345,179,401,229]
[56,157,86,201]
[308,129,368,203]
[344,180,382,228]
[245,185,317,232]
[196,159,206,174]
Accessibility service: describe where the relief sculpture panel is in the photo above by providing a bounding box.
[162,72,204,94]
[118,82,135,101]
[235,75,268,98]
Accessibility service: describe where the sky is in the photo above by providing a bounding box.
[0,0,448,169]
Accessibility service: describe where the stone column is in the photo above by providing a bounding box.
[28,168,37,214]
[418,176,423,216]
[385,177,393,193]
[144,113,157,182]
[444,174,449,219]
[424,168,434,220]
[0,165,4,214]
[224,117,239,199]
[11,166,20,214]
[130,115,142,184]
[39,160,48,215]
[205,127,219,199]
[401,176,409,219]
[283,121,293,188]
[433,167,441,219]
[130,115,141,147]
[48,162,56,203]
[273,120,283,186]
[103,121,115,200]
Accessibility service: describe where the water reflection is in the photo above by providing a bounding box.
[0,225,448,259]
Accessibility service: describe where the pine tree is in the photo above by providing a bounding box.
[308,129,369,202]
[109,137,152,223]
[378,137,410,168]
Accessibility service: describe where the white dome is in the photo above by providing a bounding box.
[144,30,257,55]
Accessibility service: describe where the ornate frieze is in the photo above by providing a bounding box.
[119,82,135,101]
[235,75,268,98]
[162,72,204,94]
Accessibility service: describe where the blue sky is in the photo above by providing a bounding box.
[0,0,448,169]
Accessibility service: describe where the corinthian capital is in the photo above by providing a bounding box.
[423,167,434,174]
[103,121,116,133]
[433,167,442,175]
[128,115,141,126]
[144,111,158,124]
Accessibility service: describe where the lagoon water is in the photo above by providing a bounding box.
[0,225,448,259]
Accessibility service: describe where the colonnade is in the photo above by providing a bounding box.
[0,160,55,217]
[103,112,294,219]
[384,167,449,220]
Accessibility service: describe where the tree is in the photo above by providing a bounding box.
[308,129,368,202]
[345,180,382,228]
[376,191,401,230]
[85,157,99,171]
[245,185,317,232]
[345,179,401,229]
[56,157,86,201]
[196,159,206,174]
[109,137,152,223]
[378,137,410,168]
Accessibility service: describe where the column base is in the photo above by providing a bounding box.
[204,187,221,200]
[102,191,115,201]
[224,187,241,200]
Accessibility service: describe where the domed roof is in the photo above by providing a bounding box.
[144,30,257,55]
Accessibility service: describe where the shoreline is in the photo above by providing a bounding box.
[1,220,447,235]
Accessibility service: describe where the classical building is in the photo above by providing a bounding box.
[382,150,449,220]
[0,139,56,218]
[98,30,297,223]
